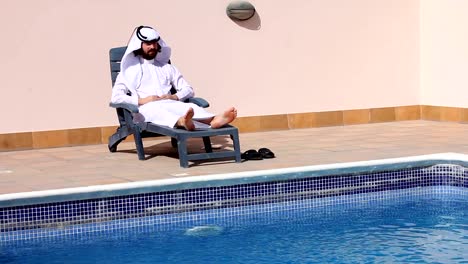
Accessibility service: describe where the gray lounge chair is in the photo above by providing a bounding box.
[108,46,241,168]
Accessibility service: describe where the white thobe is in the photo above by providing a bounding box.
[111,58,214,128]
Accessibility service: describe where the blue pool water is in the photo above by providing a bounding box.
[2,189,468,263]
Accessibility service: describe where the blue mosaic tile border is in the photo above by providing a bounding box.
[2,163,468,241]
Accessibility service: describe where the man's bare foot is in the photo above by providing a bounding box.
[177,108,195,131]
[211,107,237,129]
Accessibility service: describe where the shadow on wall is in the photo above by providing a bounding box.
[230,11,261,30]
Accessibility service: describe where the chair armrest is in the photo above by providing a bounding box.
[187,97,210,108]
[109,102,139,113]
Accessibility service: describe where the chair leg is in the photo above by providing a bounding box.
[231,131,242,163]
[108,127,129,152]
[171,138,178,148]
[203,137,212,153]
[177,138,189,168]
[133,128,145,160]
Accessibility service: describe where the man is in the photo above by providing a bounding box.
[111,26,237,131]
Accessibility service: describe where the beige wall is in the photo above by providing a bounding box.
[420,0,468,108]
[0,0,420,134]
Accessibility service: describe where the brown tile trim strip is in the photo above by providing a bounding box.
[0,105,466,151]
[420,105,468,122]
[0,132,33,151]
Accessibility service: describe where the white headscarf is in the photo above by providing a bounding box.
[119,26,171,95]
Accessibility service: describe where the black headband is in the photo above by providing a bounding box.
[136,26,160,42]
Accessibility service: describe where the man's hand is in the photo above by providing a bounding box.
[138,95,161,105]
[159,94,179,101]
[138,94,179,105]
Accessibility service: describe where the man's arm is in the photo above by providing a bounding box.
[111,73,139,106]
[167,64,194,101]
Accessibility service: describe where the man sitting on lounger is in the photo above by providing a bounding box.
[111,26,237,131]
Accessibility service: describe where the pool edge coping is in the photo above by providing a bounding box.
[2,152,468,207]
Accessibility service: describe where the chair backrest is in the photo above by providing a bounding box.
[109,46,127,86]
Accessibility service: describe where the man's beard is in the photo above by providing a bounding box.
[142,49,157,60]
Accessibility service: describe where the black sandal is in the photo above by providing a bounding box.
[241,149,263,160]
[258,148,275,159]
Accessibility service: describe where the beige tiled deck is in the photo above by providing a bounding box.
[1,120,468,195]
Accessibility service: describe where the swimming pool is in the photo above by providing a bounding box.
[1,153,468,262]
[1,187,468,263]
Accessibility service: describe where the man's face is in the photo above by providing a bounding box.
[141,41,159,60]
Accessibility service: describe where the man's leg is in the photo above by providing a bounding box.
[140,101,193,129]
[196,107,237,129]
[157,101,236,129]
[210,107,237,128]
[176,108,195,131]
